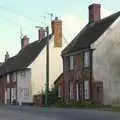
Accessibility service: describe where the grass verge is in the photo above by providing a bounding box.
[50,101,120,112]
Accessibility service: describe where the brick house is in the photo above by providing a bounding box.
[58,3,120,105]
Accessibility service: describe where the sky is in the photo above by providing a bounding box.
[0,0,119,61]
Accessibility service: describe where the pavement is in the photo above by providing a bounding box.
[0,105,120,120]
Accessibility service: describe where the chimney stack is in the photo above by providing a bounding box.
[89,3,101,23]
[51,17,62,47]
[38,27,45,41]
[21,35,29,48]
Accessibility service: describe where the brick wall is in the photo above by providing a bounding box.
[0,73,17,104]
[62,50,92,103]
[92,81,103,104]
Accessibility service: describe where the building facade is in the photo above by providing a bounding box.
[0,34,52,104]
[0,17,68,104]
[29,17,67,95]
[61,50,92,103]
[92,16,120,105]
[0,69,33,105]
[59,3,120,105]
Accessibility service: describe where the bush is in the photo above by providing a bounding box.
[47,87,59,105]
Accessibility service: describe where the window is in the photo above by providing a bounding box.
[84,80,90,100]
[84,51,90,67]
[70,56,74,70]
[76,83,79,101]
[7,74,10,83]
[7,88,10,101]
[20,71,26,79]
[24,88,29,97]
[11,88,16,100]
[11,73,16,82]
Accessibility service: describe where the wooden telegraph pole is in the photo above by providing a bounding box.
[45,13,53,105]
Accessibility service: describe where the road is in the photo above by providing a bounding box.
[0,105,120,120]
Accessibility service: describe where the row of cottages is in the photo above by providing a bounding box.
[0,17,67,104]
[55,3,120,105]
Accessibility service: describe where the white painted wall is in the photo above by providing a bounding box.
[29,37,66,95]
[17,69,33,103]
[92,17,120,105]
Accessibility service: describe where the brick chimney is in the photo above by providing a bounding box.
[89,3,101,23]
[21,35,29,48]
[51,17,62,47]
[38,27,45,41]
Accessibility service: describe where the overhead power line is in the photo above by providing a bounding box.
[0,14,19,26]
[0,5,42,23]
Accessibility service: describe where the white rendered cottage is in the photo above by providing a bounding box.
[0,17,67,104]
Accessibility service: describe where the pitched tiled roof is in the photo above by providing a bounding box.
[62,11,120,55]
[0,34,52,76]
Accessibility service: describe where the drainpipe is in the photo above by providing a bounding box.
[45,26,49,106]
[90,49,92,101]
[90,48,95,102]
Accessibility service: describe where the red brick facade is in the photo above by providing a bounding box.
[62,50,92,103]
[0,76,5,104]
[54,49,103,104]
[0,73,17,104]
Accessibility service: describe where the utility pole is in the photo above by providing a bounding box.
[45,26,49,105]
[45,13,53,105]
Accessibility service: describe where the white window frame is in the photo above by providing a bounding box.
[76,83,79,101]
[7,74,10,83]
[84,80,90,100]
[7,88,10,101]
[84,51,90,67]
[20,71,26,79]
[11,73,16,82]
[70,56,74,70]
[23,88,29,97]
[11,88,16,102]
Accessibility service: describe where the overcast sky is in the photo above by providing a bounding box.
[0,0,119,61]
